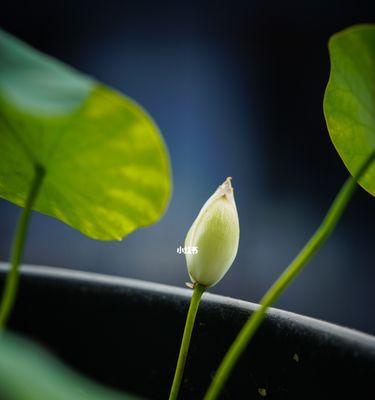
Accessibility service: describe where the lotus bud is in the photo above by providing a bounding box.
[185,177,240,287]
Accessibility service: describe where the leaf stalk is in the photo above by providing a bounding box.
[0,164,45,330]
[169,283,206,400]
[203,151,375,400]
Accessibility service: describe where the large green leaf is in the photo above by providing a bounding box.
[324,24,375,196]
[0,29,171,240]
[0,332,137,399]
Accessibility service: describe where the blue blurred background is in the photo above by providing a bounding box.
[1,0,375,333]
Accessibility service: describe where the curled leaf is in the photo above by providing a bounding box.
[324,24,375,196]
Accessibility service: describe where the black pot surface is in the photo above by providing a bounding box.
[0,264,374,399]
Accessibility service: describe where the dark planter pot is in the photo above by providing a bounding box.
[0,264,374,399]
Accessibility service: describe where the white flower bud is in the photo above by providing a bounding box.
[185,177,240,287]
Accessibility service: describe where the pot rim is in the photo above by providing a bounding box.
[0,262,374,350]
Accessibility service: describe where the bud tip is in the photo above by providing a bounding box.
[219,177,234,200]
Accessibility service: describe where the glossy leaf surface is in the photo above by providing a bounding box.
[0,29,171,240]
[324,24,375,195]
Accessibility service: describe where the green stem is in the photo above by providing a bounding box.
[204,151,375,400]
[169,283,206,400]
[0,164,45,330]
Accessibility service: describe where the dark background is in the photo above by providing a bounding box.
[1,0,374,333]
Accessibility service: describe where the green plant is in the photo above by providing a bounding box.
[324,24,375,195]
[0,332,136,400]
[1,22,375,400]
[169,177,240,400]
[202,24,375,399]
[0,29,171,329]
